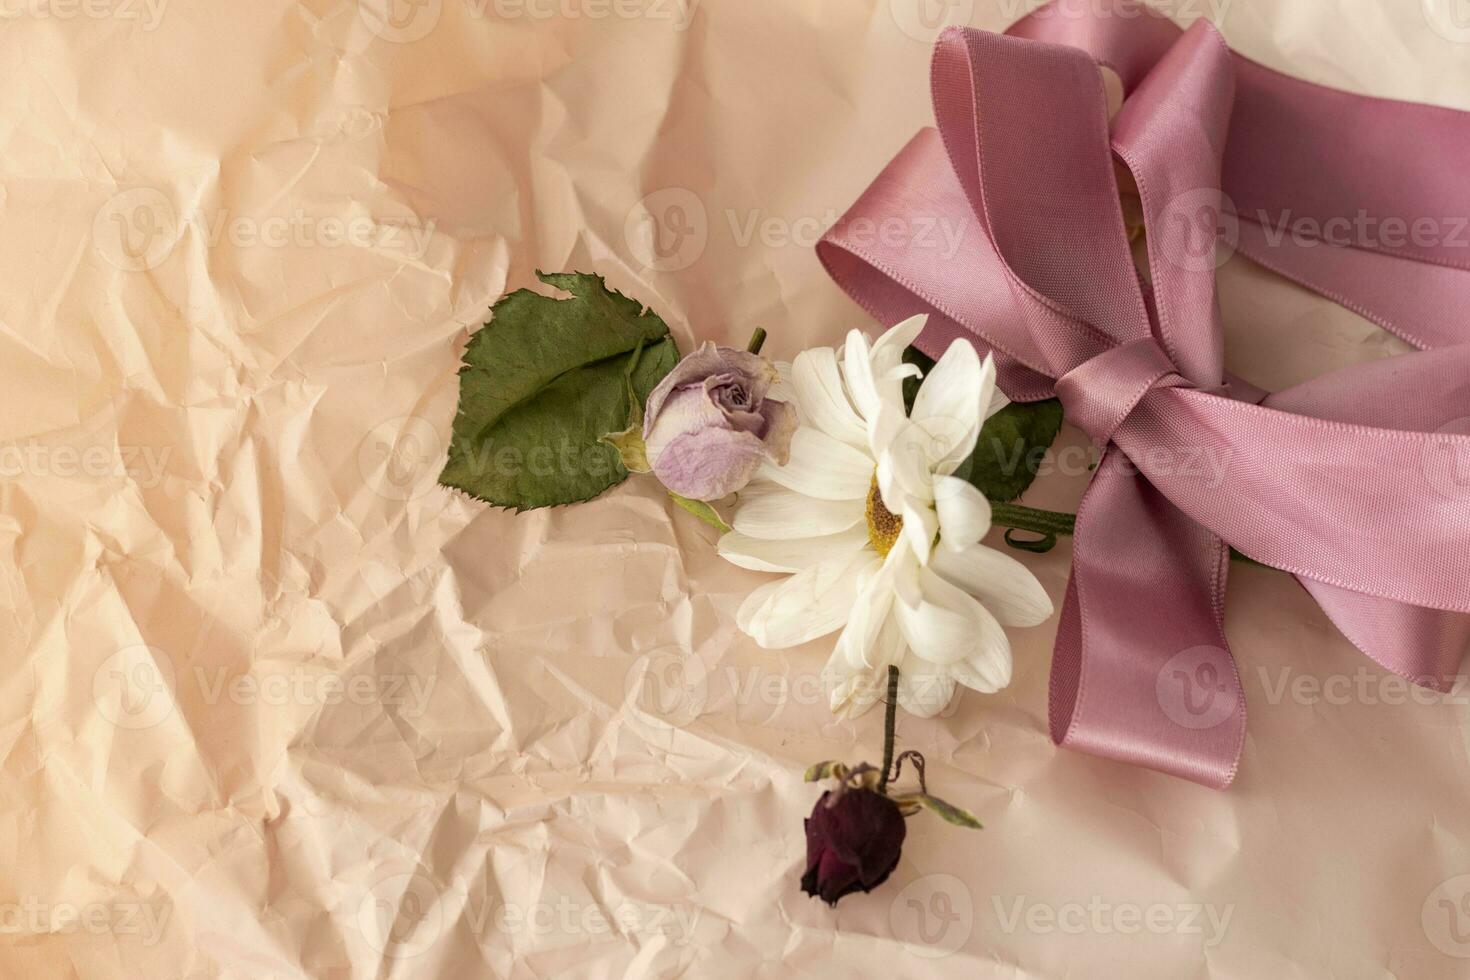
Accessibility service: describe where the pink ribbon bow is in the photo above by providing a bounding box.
[818,0,1470,787]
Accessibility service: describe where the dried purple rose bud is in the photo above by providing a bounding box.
[641,341,797,501]
[800,788,907,907]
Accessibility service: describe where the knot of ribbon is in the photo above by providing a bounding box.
[818,0,1470,787]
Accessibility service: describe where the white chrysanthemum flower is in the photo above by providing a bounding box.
[719,315,1054,718]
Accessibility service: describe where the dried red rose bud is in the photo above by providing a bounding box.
[800,788,906,906]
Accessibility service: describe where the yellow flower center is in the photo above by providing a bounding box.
[865,475,903,558]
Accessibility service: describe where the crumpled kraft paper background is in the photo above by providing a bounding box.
[3,0,1469,977]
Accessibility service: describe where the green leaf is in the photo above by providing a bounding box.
[804,761,849,783]
[668,492,732,533]
[440,271,679,510]
[917,793,984,829]
[902,346,1063,503]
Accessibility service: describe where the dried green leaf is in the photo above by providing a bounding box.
[668,492,732,533]
[804,761,849,783]
[917,793,984,829]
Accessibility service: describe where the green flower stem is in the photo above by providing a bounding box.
[990,502,1077,539]
[746,327,767,355]
[989,502,1262,567]
[878,665,899,793]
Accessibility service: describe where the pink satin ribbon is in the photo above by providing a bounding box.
[817,0,1470,788]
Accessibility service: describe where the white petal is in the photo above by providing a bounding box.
[896,650,957,718]
[730,483,864,539]
[830,667,885,719]
[791,347,866,447]
[836,550,900,669]
[737,577,787,634]
[867,402,910,464]
[933,476,992,551]
[894,564,1011,675]
[843,316,926,429]
[984,357,1010,422]
[876,425,936,509]
[843,329,882,424]
[950,647,1012,695]
[718,526,869,573]
[738,553,871,649]
[829,615,904,718]
[898,501,938,566]
[930,543,1054,627]
[870,315,928,375]
[912,339,982,471]
[756,427,874,500]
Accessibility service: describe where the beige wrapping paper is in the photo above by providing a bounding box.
[3,1,1470,976]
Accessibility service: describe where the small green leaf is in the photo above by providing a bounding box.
[963,399,1064,502]
[668,492,732,533]
[602,425,651,474]
[902,346,1063,503]
[917,794,984,829]
[440,271,679,510]
[804,761,849,783]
